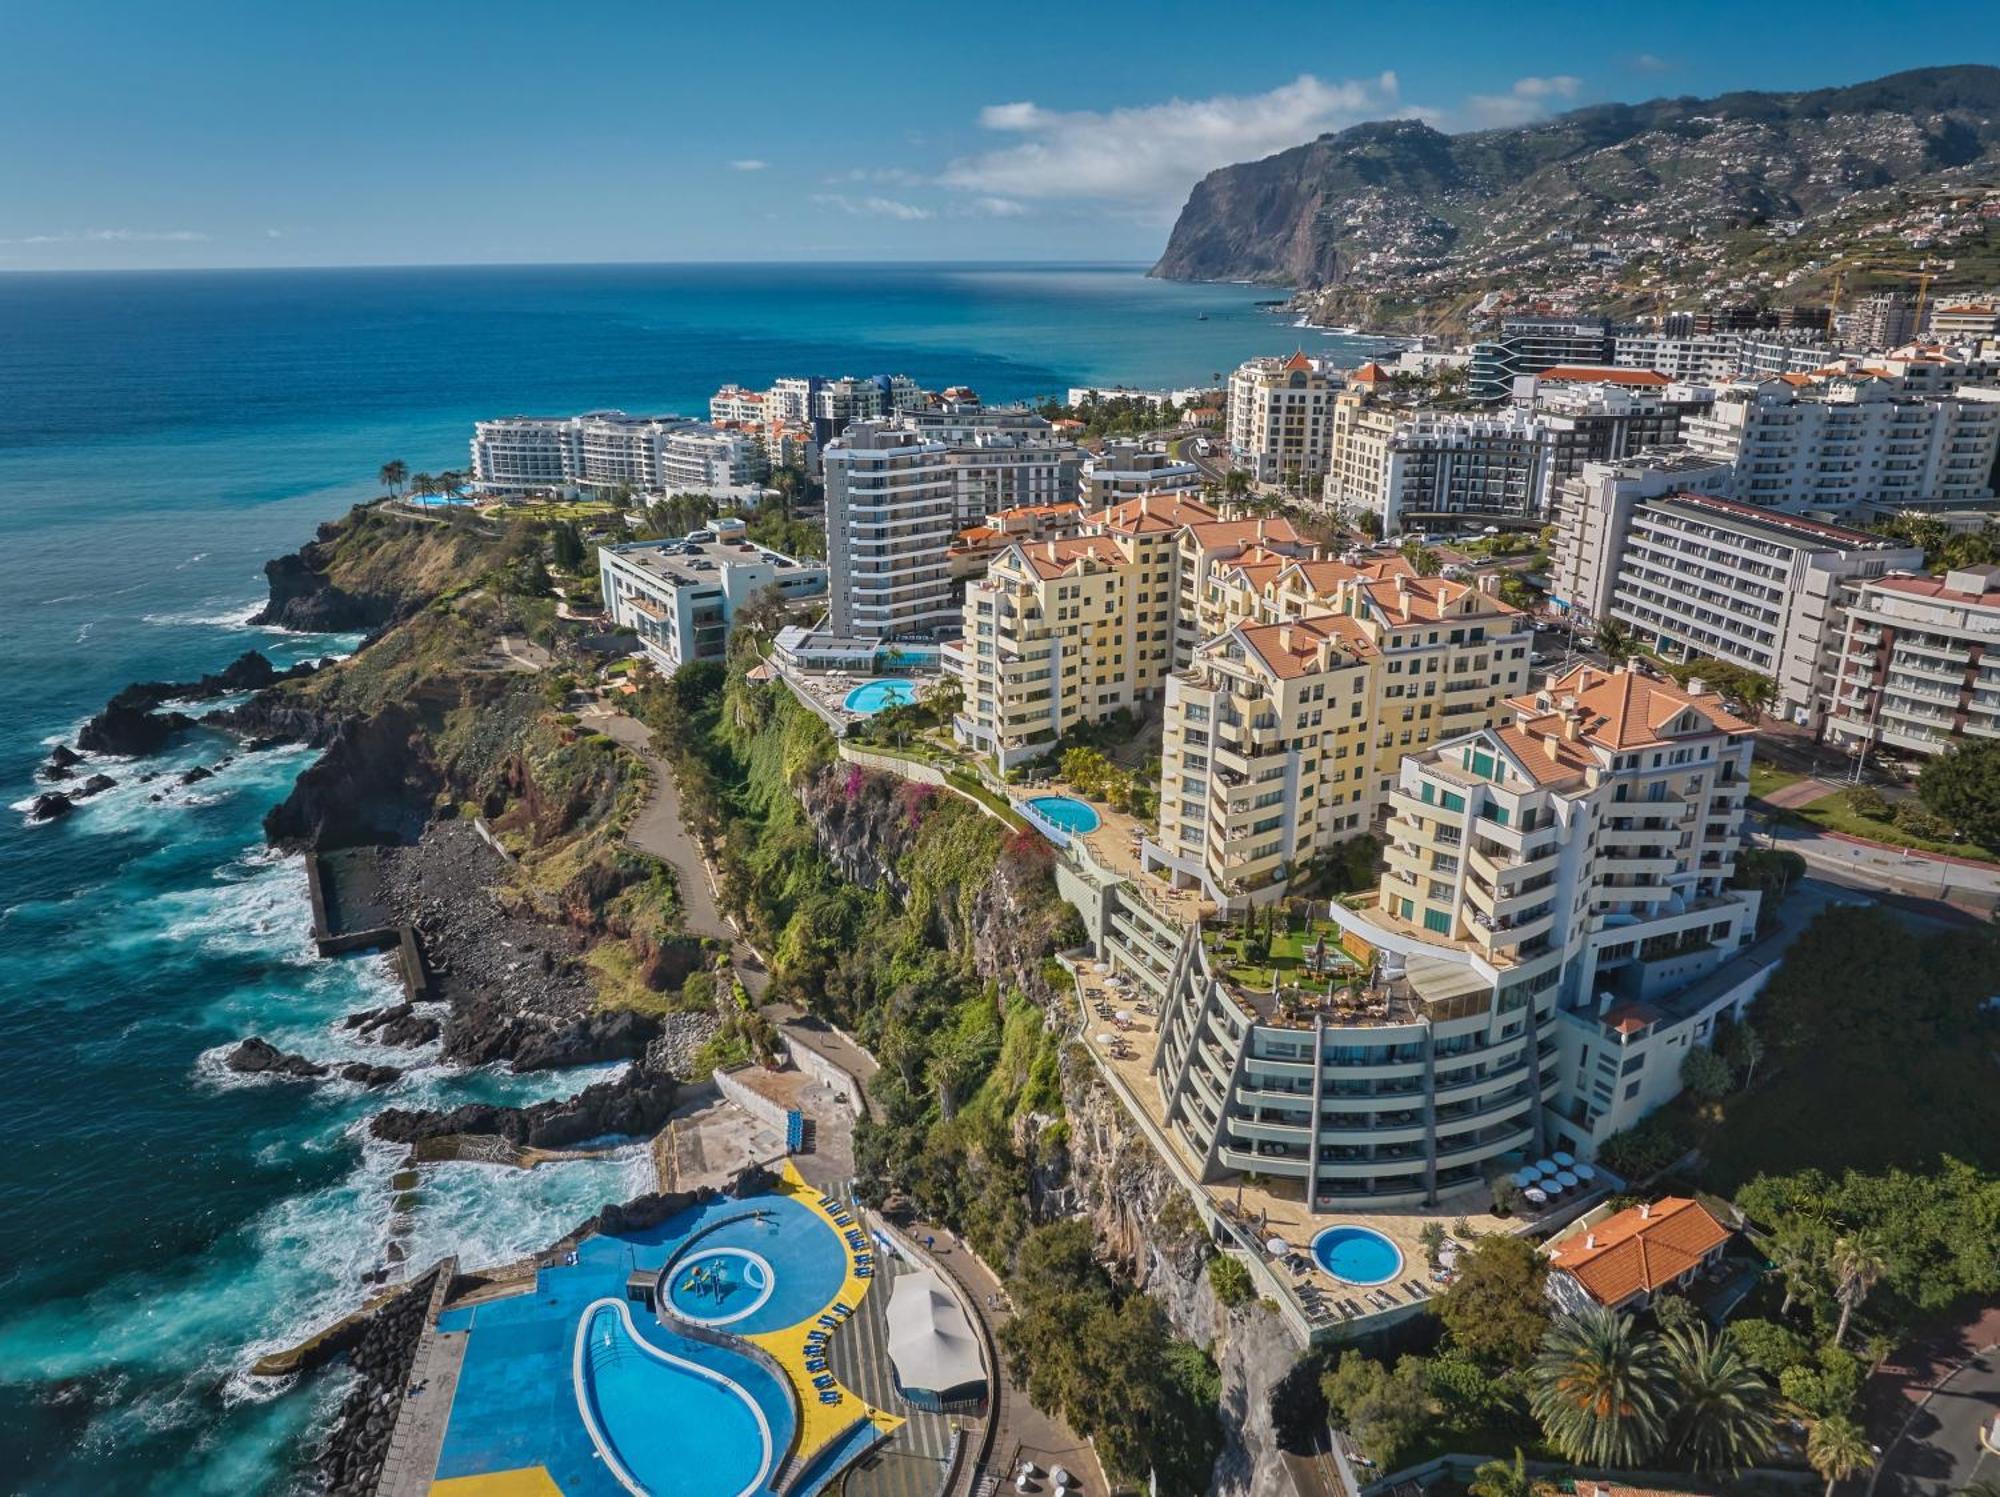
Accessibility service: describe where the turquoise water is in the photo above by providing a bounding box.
[0,264,1374,1494]
[1310,1226,1405,1286]
[1027,795,1102,835]
[668,1248,776,1326]
[579,1301,777,1497]
[842,679,918,714]
[435,1191,845,1494]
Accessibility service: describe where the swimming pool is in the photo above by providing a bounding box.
[667,1246,776,1327]
[575,1298,778,1497]
[1026,795,1101,836]
[842,678,917,714]
[1311,1225,1404,1286]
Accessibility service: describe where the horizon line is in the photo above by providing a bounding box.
[0,256,1171,277]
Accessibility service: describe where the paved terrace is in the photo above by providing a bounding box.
[1067,952,1509,1337]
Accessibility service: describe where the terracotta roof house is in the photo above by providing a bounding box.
[1545,1197,1732,1313]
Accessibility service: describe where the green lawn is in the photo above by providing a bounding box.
[1791,789,1998,863]
[1213,918,1359,992]
[1748,758,1805,800]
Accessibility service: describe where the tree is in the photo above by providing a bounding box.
[1767,1222,1829,1319]
[410,472,435,505]
[1918,736,2000,847]
[1805,1413,1872,1497]
[1419,1220,1449,1269]
[1529,1307,1672,1467]
[1436,1233,1552,1370]
[919,674,963,724]
[1724,1022,1766,1088]
[550,519,587,571]
[1469,1449,1535,1497]
[1399,540,1443,576]
[378,459,407,498]
[1828,1234,1887,1349]
[1208,1252,1253,1308]
[1221,468,1251,501]
[1596,620,1638,667]
[1321,1352,1436,1469]
[1662,1323,1777,1474]
[1681,1045,1735,1101]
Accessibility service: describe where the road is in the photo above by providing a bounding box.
[1873,1313,2000,1497]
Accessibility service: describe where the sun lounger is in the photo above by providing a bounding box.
[819,1391,842,1405]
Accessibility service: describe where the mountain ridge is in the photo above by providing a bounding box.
[1150,65,2000,300]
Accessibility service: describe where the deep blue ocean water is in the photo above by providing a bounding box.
[0,262,1362,1493]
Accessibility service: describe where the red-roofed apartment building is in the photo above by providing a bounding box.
[1826,563,2000,757]
[1546,1198,1733,1314]
[1227,353,1337,489]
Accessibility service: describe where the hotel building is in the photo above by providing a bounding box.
[823,423,957,639]
[1680,377,2000,518]
[1577,491,1921,728]
[1825,564,2000,757]
[598,518,827,672]
[1227,353,1337,489]
[470,412,768,495]
[1467,316,1615,403]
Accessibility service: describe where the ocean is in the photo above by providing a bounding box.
[0,262,1371,1493]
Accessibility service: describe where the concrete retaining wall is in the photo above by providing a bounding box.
[713,1064,796,1137]
[780,1036,867,1120]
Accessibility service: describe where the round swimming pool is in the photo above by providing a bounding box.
[1311,1225,1404,1286]
[1026,795,1101,835]
[666,1246,777,1327]
[843,678,918,714]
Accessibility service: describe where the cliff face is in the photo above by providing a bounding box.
[1151,65,2000,287]
[1060,1045,1301,1497]
[250,504,515,632]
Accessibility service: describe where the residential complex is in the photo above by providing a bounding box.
[946,502,1083,581]
[1227,353,1337,488]
[1681,377,2000,517]
[598,518,827,672]
[470,411,769,496]
[823,422,957,639]
[1149,571,1531,905]
[1825,564,2000,756]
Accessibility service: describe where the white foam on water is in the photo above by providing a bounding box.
[142,598,267,630]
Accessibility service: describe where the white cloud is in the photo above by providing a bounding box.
[0,228,208,245]
[827,167,925,187]
[729,159,768,172]
[265,228,285,239]
[810,193,935,222]
[1629,53,1673,74]
[1462,75,1583,129]
[969,196,1026,218]
[940,72,1406,204]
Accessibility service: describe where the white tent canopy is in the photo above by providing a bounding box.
[885,1269,985,1398]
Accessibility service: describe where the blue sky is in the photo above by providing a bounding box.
[3,0,1998,271]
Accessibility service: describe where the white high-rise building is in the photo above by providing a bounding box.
[823,422,957,639]
[1227,353,1336,489]
[470,412,767,495]
[1682,377,2000,517]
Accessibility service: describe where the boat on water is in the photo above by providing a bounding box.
[1196,313,1208,321]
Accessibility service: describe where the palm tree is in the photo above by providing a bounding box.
[1530,1307,1673,1467]
[1597,620,1638,667]
[1806,1412,1872,1497]
[1469,1448,1535,1497]
[410,472,435,507]
[1830,1234,1888,1349]
[378,459,407,498]
[1769,1224,1825,1318]
[1663,1323,1777,1474]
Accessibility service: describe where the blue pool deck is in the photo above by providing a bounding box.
[426,1172,892,1497]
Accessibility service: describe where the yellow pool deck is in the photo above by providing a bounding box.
[747,1162,904,1458]
[423,1161,897,1497]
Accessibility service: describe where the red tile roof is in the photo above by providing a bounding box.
[1547,1198,1731,1308]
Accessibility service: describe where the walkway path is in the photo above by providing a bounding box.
[581,703,732,940]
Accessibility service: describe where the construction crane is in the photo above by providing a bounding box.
[1827,262,1935,328]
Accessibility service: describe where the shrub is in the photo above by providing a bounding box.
[1208,1252,1254,1308]
[1596,1109,1695,1180]
[1846,785,1889,819]
[1680,1045,1735,1101]
[1890,800,1953,840]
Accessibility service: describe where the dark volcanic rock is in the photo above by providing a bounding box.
[224,1036,329,1079]
[29,792,75,822]
[443,999,659,1073]
[40,761,73,782]
[179,765,216,786]
[263,705,441,850]
[74,774,117,798]
[314,1265,441,1495]
[47,745,82,770]
[78,702,197,757]
[344,1002,441,1048]
[371,1065,677,1149]
[252,550,386,633]
[340,1062,402,1088]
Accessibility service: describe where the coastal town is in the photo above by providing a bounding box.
[11,33,2000,1497]
[86,265,1987,1497]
